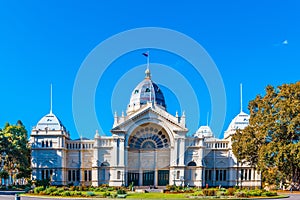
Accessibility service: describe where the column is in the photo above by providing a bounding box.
[171,139,178,166]
[154,151,157,186]
[179,138,185,166]
[119,138,125,166]
[111,138,118,166]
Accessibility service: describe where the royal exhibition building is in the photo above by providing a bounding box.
[29,68,261,188]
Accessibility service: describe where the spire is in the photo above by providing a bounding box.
[50,83,53,114]
[240,83,243,112]
[206,112,209,126]
[143,51,151,79]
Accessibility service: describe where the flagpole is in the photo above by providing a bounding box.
[148,51,152,103]
[50,83,53,114]
[147,51,149,70]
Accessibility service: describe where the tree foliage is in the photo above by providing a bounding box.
[0,120,31,181]
[232,82,300,185]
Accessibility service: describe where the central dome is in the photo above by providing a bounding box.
[127,69,166,115]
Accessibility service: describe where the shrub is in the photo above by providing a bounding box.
[50,191,60,196]
[192,191,203,196]
[247,189,262,196]
[235,191,248,198]
[226,187,236,196]
[34,186,44,194]
[262,191,277,196]
[58,188,65,193]
[62,191,71,196]
[117,189,127,195]
[102,192,110,197]
[35,179,51,188]
[202,189,216,196]
[69,186,76,191]
[45,186,57,195]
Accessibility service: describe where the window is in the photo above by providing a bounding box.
[76,170,80,181]
[45,170,49,179]
[176,171,180,179]
[72,170,75,182]
[50,140,52,147]
[223,170,227,181]
[46,141,48,147]
[117,171,121,179]
[248,169,252,180]
[134,90,139,94]
[209,170,212,181]
[245,169,248,180]
[42,141,44,147]
[41,170,45,179]
[84,170,88,181]
[68,170,71,181]
[216,170,219,181]
[188,161,196,166]
[241,169,244,180]
[89,170,92,181]
[145,88,150,92]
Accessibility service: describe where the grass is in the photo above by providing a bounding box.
[127,192,188,199]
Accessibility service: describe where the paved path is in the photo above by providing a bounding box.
[0,193,299,200]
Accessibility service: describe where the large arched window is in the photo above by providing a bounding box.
[128,125,170,149]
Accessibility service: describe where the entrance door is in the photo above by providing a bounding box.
[143,171,154,186]
[128,172,139,186]
[158,170,169,186]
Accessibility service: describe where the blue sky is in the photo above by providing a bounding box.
[0,1,299,139]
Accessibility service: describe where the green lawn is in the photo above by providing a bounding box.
[126,192,188,199]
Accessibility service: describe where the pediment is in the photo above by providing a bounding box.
[111,105,187,134]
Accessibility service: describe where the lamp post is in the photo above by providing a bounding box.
[172,171,176,186]
[121,172,124,187]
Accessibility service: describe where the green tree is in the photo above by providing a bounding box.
[232,82,300,185]
[0,120,31,184]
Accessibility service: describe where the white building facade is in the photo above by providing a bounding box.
[30,69,261,188]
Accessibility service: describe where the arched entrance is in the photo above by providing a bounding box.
[127,123,171,186]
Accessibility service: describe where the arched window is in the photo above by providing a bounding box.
[42,141,44,147]
[101,162,110,167]
[145,88,150,92]
[50,140,53,147]
[188,161,197,166]
[46,141,48,147]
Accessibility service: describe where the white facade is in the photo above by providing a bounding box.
[30,69,261,188]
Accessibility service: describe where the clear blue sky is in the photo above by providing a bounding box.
[0,1,299,139]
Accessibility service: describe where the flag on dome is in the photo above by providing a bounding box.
[142,52,148,57]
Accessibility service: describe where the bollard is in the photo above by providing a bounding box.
[15,194,20,200]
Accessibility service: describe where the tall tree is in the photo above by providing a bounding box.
[232,82,300,185]
[0,120,31,184]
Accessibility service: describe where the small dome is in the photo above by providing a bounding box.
[194,126,213,138]
[127,69,166,114]
[35,112,65,131]
[224,111,249,139]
